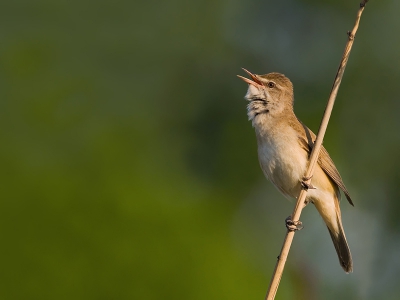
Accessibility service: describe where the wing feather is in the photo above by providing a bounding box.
[318,146,354,206]
[297,123,354,206]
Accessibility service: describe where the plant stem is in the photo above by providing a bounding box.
[265,1,369,299]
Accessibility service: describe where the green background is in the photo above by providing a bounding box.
[1,0,399,299]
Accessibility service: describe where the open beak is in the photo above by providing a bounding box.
[237,68,263,87]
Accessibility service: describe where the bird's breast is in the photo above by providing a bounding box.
[256,127,308,198]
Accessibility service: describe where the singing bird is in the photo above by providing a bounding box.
[238,69,353,273]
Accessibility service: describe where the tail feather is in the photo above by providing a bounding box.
[327,220,353,273]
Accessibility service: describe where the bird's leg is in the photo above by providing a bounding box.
[285,215,303,231]
[301,175,316,190]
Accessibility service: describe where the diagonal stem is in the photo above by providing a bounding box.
[265,1,369,299]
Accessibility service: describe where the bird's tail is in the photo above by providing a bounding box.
[327,216,353,273]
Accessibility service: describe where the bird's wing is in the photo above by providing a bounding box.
[318,146,354,206]
[297,123,354,206]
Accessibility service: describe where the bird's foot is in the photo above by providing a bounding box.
[285,216,303,232]
[301,175,316,190]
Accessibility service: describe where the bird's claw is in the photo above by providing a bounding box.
[301,175,316,190]
[285,216,303,232]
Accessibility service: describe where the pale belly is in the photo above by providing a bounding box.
[257,135,308,199]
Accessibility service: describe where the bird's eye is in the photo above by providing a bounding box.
[267,82,275,88]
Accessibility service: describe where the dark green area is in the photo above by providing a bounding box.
[0,0,399,299]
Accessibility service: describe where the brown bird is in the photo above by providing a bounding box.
[238,69,353,273]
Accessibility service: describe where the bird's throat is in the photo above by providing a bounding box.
[247,100,269,125]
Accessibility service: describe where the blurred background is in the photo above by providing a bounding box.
[0,0,399,299]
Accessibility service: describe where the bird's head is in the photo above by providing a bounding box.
[237,69,294,121]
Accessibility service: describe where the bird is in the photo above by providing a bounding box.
[237,68,353,273]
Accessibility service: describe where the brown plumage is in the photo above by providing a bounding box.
[238,69,353,273]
